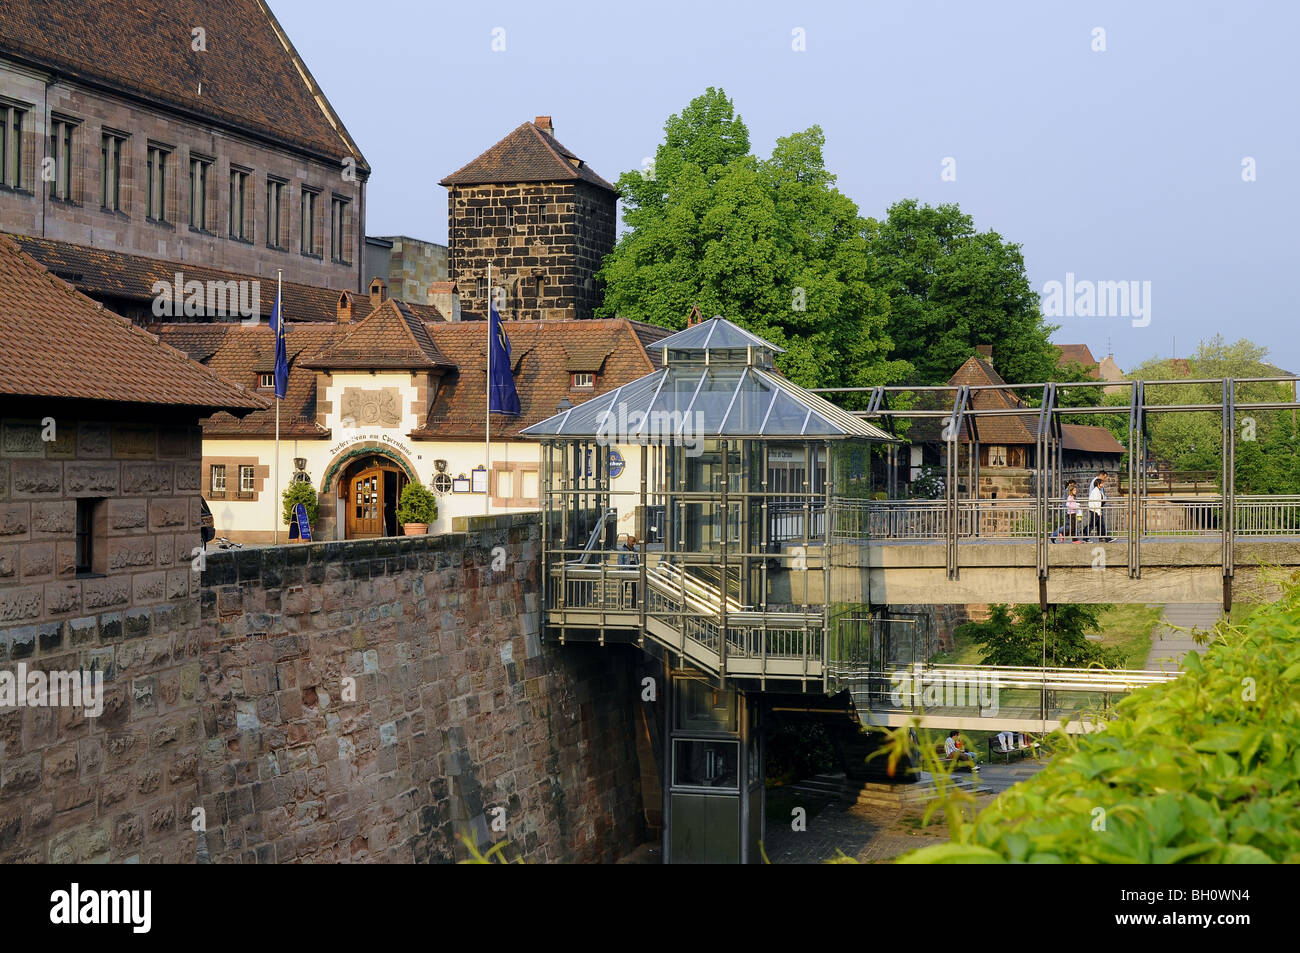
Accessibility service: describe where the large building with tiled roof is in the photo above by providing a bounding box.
[0,0,369,291]
[155,310,669,542]
[441,116,617,323]
[0,234,263,700]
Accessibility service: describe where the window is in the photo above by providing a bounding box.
[48,117,76,201]
[571,372,594,389]
[189,155,210,229]
[300,187,318,256]
[100,132,125,211]
[258,372,274,389]
[0,103,26,189]
[146,145,168,221]
[987,445,1008,468]
[330,195,350,262]
[473,205,483,228]
[266,177,286,248]
[229,168,249,239]
[74,498,103,576]
[504,203,513,228]
[210,464,227,496]
[238,465,255,497]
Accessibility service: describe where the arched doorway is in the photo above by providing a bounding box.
[339,454,408,538]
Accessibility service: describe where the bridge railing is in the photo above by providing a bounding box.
[828,662,1180,725]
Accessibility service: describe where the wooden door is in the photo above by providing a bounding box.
[349,468,384,537]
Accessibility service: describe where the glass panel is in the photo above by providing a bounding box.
[672,739,739,789]
[675,679,737,732]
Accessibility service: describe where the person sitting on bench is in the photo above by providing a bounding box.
[945,730,977,765]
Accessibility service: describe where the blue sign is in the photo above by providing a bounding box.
[294,503,312,542]
[609,450,626,479]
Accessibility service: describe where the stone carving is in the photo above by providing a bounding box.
[2,421,44,457]
[340,387,402,428]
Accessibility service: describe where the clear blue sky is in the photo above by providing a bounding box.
[271,0,1298,374]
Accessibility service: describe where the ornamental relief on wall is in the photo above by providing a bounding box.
[339,387,403,429]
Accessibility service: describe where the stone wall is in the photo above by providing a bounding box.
[0,510,646,863]
[447,180,615,322]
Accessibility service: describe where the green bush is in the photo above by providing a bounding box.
[281,480,319,528]
[899,578,1300,863]
[396,481,437,527]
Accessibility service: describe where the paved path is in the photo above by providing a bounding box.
[1144,603,1222,672]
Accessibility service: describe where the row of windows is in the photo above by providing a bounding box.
[464,202,551,230]
[1,105,353,264]
[210,464,256,496]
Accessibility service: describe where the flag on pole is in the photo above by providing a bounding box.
[269,286,288,399]
[487,300,520,416]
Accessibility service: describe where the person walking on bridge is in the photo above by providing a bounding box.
[1087,471,1109,541]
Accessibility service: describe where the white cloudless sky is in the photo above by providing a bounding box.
[270,0,1298,373]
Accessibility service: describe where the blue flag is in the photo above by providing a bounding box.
[488,302,520,416]
[269,288,288,400]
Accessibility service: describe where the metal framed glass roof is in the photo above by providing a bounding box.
[520,364,895,441]
[651,316,785,354]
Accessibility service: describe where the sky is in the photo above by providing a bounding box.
[270,0,1299,374]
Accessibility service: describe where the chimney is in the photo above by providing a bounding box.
[368,277,387,308]
[427,281,461,321]
[976,344,993,366]
[534,115,553,136]
[337,290,354,324]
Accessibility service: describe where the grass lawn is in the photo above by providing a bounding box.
[1094,604,1162,669]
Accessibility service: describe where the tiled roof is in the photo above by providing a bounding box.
[414,319,659,440]
[0,236,265,412]
[8,235,449,324]
[154,323,336,437]
[948,356,1037,444]
[1061,423,1124,455]
[1057,343,1100,378]
[154,317,658,441]
[628,321,673,368]
[299,300,455,370]
[439,120,617,192]
[0,0,364,167]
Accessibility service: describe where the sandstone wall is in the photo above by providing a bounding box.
[0,511,646,863]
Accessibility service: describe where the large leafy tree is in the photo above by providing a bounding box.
[1124,336,1299,493]
[955,603,1122,668]
[863,200,1060,386]
[597,88,911,398]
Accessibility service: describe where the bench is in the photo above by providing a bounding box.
[987,733,1039,764]
[933,743,977,771]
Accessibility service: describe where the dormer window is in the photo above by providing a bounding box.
[259,372,275,389]
[571,372,594,389]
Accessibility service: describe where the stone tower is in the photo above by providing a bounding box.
[440,116,617,322]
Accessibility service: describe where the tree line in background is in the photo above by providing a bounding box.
[598,87,1294,489]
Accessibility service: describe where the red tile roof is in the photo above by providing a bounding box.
[1057,343,1101,378]
[0,236,265,412]
[0,0,365,166]
[1061,423,1124,455]
[154,317,662,441]
[299,300,455,370]
[9,234,449,325]
[439,120,617,193]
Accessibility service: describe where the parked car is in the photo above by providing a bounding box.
[200,498,216,546]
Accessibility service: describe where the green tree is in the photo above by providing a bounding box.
[863,200,1059,386]
[955,603,1122,668]
[1125,335,1298,493]
[597,88,911,400]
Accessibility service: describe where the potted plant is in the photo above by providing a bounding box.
[397,481,437,536]
[282,480,319,541]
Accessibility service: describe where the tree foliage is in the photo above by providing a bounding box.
[954,603,1123,668]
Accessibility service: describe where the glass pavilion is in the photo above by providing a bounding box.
[522,316,896,863]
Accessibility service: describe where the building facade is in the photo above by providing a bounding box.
[441,117,617,323]
[0,0,369,292]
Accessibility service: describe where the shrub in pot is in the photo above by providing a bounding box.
[397,481,437,535]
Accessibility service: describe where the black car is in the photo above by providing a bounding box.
[200,498,216,546]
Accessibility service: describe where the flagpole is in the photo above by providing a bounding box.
[274,269,282,544]
[485,261,491,517]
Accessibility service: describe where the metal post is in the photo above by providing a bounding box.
[719,439,729,682]
[639,443,647,648]
[1223,378,1235,605]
